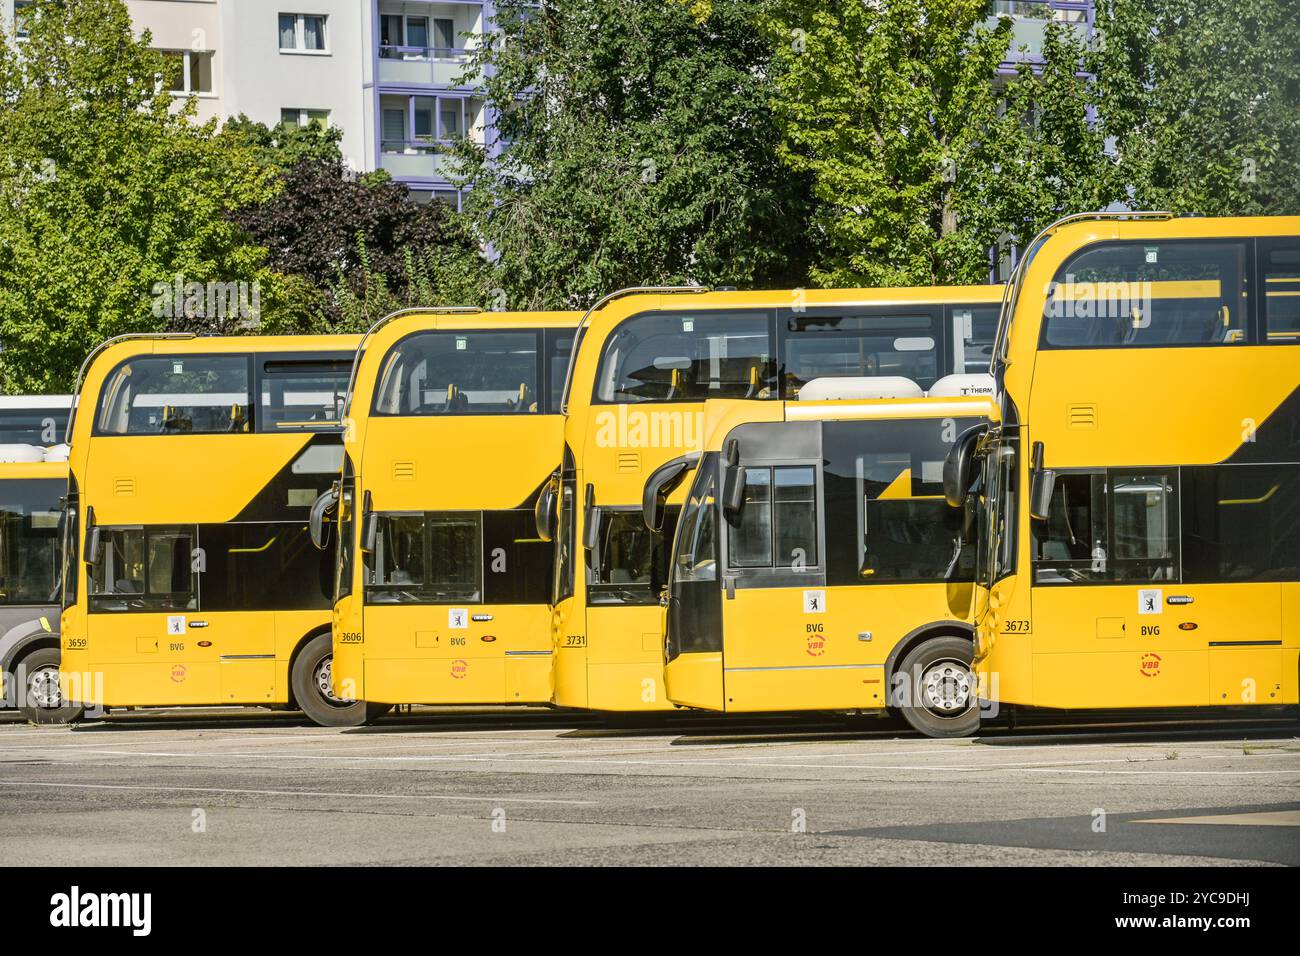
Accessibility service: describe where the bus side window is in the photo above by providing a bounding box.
[783,311,939,396]
[726,465,818,571]
[89,527,196,610]
[1261,241,1300,343]
[1032,470,1178,585]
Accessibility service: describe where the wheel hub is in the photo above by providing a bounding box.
[920,658,972,716]
[28,666,62,709]
[314,656,342,703]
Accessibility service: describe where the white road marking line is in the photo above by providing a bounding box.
[0,779,595,805]
[0,744,1295,775]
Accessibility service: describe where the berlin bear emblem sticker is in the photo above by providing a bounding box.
[803,590,825,614]
[448,608,468,629]
[1138,589,1162,615]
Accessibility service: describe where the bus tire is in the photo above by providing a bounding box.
[291,634,391,727]
[894,636,978,739]
[16,647,85,725]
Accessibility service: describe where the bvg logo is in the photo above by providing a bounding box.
[1139,652,1162,678]
[50,886,151,936]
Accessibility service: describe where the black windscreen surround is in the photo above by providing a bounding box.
[822,417,981,586]
[200,521,332,611]
[483,508,553,605]
[1181,464,1300,583]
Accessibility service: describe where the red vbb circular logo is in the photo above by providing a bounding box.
[170,664,187,683]
[806,634,825,657]
[1139,652,1161,677]
[450,659,468,679]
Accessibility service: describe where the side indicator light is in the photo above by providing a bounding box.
[481,635,497,643]
[197,640,213,647]
[1178,622,1197,631]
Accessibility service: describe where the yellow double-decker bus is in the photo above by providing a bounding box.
[945,213,1300,718]
[0,404,73,723]
[326,310,580,708]
[550,285,1004,711]
[58,334,388,726]
[643,378,996,736]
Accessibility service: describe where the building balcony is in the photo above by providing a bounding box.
[377,46,479,88]
[379,141,464,182]
[987,0,1092,73]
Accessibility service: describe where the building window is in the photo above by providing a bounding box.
[164,50,214,95]
[280,108,330,128]
[14,0,33,39]
[379,13,461,58]
[279,13,327,53]
[433,18,456,55]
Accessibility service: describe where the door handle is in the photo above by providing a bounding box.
[188,620,209,629]
[723,576,736,600]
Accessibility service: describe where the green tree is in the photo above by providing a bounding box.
[454,0,814,308]
[218,114,347,175]
[0,0,278,391]
[766,0,1115,286]
[1093,0,1300,216]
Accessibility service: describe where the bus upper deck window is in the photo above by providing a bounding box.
[1041,241,1249,348]
[594,312,773,404]
[261,360,351,429]
[95,355,251,435]
[373,331,540,416]
[1262,242,1300,343]
[783,312,938,395]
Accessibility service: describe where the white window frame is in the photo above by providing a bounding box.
[281,108,331,128]
[278,12,329,55]
[163,49,215,97]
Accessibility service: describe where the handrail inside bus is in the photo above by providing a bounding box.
[991,210,1177,374]
[559,286,709,415]
[341,306,484,419]
[66,332,198,439]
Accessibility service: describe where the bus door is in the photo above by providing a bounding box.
[85,524,222,705]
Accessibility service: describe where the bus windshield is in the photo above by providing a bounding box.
[0,478,64,605]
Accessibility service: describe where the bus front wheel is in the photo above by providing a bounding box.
[895,636,979,739]
[291,634,391,727]
[17,648,85,725]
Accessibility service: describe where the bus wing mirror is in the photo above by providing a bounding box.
[84,525,102,566]
[722,464,746,519]
[1028,440,1054,521]
[641,454,699,532]
[535,477,558,542]
[360,512,379,554]
[943,424,988,508]
[308,485,339,550]
[359,490,378,554]
[582,484,599,552]
[1029,468,1056,521]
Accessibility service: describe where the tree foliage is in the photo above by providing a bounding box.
[228,156,491,329]
[766,0,1115,287]
[1092,0,1300,216]
[0,0,278,390]
[454,0,814,309]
